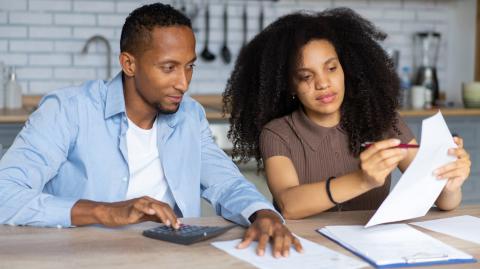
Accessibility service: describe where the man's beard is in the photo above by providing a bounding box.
[157,103,180,115]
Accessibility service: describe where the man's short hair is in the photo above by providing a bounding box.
[120,3,191,56]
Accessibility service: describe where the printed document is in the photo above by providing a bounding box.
[211,236,367,269]
[366,111,456,227]
[411,215,480,245]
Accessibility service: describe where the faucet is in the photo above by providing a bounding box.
[81,35,112,80]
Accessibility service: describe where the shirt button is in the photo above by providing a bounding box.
[122,177,128,182]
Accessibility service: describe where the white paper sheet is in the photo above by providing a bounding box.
[211,236,367,269]
[366,111,457,227]
[411,215,480,245]
[318,224,475,267]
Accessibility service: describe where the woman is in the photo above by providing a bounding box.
[222,8,471,219]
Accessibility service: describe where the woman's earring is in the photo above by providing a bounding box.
[292,95,296,100]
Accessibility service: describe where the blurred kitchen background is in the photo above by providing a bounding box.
[0,0,479,215]
[0,0,476,103]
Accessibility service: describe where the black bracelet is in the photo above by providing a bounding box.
[326,176,339,205]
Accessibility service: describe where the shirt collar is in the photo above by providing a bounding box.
[291,108,344,151]
[104,72,126,119]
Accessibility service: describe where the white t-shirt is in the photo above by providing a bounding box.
[125,117,175,208]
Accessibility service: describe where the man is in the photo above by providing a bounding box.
[0,3,302,257]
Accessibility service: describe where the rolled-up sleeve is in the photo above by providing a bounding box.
[0,93,78,227]
[196,104,281,226]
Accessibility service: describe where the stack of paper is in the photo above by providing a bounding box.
[366,111,457,227]
[318,224,476,268]
[411,215,480,245]
[211,236,367,269]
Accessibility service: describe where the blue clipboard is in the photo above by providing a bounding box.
[317,228,477,268]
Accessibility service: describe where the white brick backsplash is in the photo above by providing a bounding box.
[29,80,74,93]
[402,22,436,32]
[296,2,332,11]
[54,14,96,26]
[74,53,109,66]
[403,0,436,8]
[192,69,227,81]
[434,23,449,35]
[0,12,6,23]
[334,0,368,8]
[98,14,125,27]
[95,67,118,80]
[384,33,413,45]
[0,40,6,51]
[376,21,402,33]
[17,67,52,79]
[73,27,116,39]
[54,40,88,52]
[115,2,143,13]
[18,81,28,93]
[29,26,71,39]
[384,10,415,21]
[354,8,384,20]
[0,0,472,104]
[368,0,402,8]
[29,0,71,12]
[0,0,27,11]
[74,1,115,13]
[0,53,28,65]
[9,12,52,25]
[0,26,27,38]
[29,54,71,66]
[416,10,448,22]
[10,40,53,52]
[54,67,95,80]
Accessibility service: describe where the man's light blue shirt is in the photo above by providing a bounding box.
[0,73,275,227]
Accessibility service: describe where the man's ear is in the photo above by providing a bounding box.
[119,52,136,77]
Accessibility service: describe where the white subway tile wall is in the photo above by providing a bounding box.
[0,0,473,103]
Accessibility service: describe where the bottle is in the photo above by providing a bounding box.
[399,66,411,109]
[422,68,434,109]
[0,61,5,109]
[5,67,23,109]
[424,87,432,109]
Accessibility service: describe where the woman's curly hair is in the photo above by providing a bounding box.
[223,7,401,167]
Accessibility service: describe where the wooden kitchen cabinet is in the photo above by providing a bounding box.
[0,124,22,149]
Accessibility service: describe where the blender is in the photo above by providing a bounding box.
[414,31,441,107]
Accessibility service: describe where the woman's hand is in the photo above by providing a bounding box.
[359,139,409,190]
[435,136,471,193]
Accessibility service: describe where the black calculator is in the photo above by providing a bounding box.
[142,223,236,245]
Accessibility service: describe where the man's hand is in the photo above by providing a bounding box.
[72,196,180,228]
[237,209,303,258]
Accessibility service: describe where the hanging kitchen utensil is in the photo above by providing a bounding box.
[241,5,247,47]
[179,0,186,14]
[200,3,215,62]
[220,4,231,64]
[187,1,200,32]
[258,3,264,33]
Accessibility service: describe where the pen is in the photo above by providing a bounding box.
[361,142,420,149]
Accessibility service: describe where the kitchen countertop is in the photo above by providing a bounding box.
[0,95,479,123]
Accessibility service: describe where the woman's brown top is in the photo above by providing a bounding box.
[260,108,415,211]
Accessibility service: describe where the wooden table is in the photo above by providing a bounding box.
[1,205,479,269]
